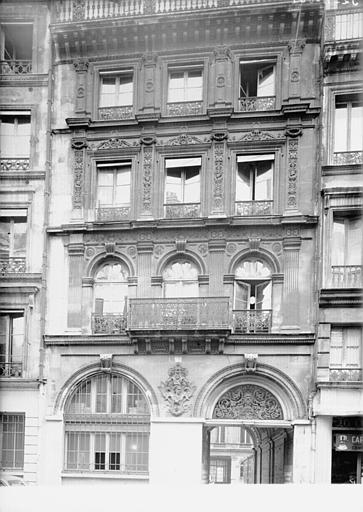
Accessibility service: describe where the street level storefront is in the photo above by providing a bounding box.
[332,416,363,483]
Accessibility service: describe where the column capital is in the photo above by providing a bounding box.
[282,237,302,250]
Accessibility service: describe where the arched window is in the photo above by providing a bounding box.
[64,373,150,474]
[94,260,129,315]
[162,258,199,298]
[234,258,271,310]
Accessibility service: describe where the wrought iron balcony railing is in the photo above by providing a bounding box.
[166,101,203,117]
[329,368,362,382]
[330,265,362,288]
[164,203,200,219]
[232,310,272,334]
[96,206,131,222]
[238,96,275,112]
[0,158,30,171]
[0,362,23,378]
[98,106,134,120]
[235,200,273,216]
[332,151,363,165]
[0,257,26,274]
[0,60,32,75]
[128,297,230,331]
[54,0,291,23]
[92,313,127,334]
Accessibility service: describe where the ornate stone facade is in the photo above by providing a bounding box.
[159,363,196,416]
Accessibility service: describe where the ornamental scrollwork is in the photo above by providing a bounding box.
[142,147,153,214]
[212,143,224,212]
[287,139,298,209]
[159,363,196,416]
[213,384,283,420]
[165,133,204,146]
[240,129,278,142]
[96,138,133,150]
[73,148,84,208]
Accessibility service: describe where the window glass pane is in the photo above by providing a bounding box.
[332,218,345,266]
[0,220,10,255]
[334,102,348,152]
[166,170,183,203]
[127,381,148,413]
[125,434,149,472]
[0,315,8,361]
[100,77,117,107]
[96,263,129,282]
[116,169,131,186]
[255,281,272,309]
[346,217,362,265]
[184,167,200,203]
[67,379,92,414]
[257,65,275,96]
[163,260,199,281]
[350,103,363,151]
[118,75,133,106]
[236,164,252,201]
[330,328,343,367]
[11,315,24,361]
[344,328,361,367]
[109,433,121,470]
[111,375,122,413]
[255,161,273,200]
[95,375,108,413]
[13,219,27,256]
[98,171,114,186]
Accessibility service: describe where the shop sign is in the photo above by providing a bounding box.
[334,433,363,452]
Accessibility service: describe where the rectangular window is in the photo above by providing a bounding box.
[66,432,90,470]
[240,61,275,98]
[168,69,203,103]
[99,73,133,107]
[0,23,33,61]
[0,210,27,258]
[0,113,31,158]
[165,157,201,204]
[334,94,363,152]
[94,433,106,470]
[332,215,362,266]
[96,162,131,207]
[209,457,231,484]
[0,313,24,376]
[330,327,362,369]
[0,413,25,469]
[236,155,274,202]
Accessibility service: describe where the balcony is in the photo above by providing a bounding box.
[92,313,127,334]
[164,203,200,219]
[332,151,363,166]
[238,96,275,112]
[166,101,203,117]
[0,158,30,172]
[325,11,363,42]
[128,297,230,331]
[330,265,362,288]
[98,106,134,121]
[232,310,271,334]
[0,361,23,378]
[0,60,32,75]
[96,206,130,222]
[330,368,362,382]
[0,257,26,275]
[235,201,273,216]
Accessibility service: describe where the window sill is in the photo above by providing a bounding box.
[61,471,149,480]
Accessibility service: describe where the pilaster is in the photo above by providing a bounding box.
[67,237,85,329]
[137,242,154,296]
[282,237,301,331]
[73,58,89,114]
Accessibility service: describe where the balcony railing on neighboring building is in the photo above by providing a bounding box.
[329,368,362,382]
[128,297,230,331]
[54,0,290,23]
[235,200,273,216]
[232,310,271,334]
[92,313,127,334]
[164,203,200,219]
[166,101,203,117]
[0,362,23,378]
[98,106,134,120]
[0,257,26,274]
[332,151,363,165]
[96,206,131,222]
[325,11,363,42]
[238,96,275,112]
[330,265,362,288]
[0,158,30,172]
[0,60,32,75]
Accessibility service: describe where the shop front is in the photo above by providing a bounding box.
[332,416,363,484]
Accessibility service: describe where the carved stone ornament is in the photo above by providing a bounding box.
[285,128,302,138]
[72,149,84,209]
[212,143,225,212]
[288,39,306,54]
[287,139,298,209]
[71,139,88,150]
[240,129,276,142]
[140,135,156,146]
[142,147,153,214]
[73,58,89,73]
[213,45,233,61]
[211,131,228,142]
[165,133,204,146]
[100,354,113,372]
[159,363,196,416]
[213,384,283,420]
[290,69,300,83]
[96,138,132,150]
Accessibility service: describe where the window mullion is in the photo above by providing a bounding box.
[347,101,352,151]
[105,433,110,471]
[121,432,126,471]
[90,433,95,471]
[115,76,120,105]
[9,219,15,257]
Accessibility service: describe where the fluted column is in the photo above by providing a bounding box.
[67,238,85,329]
[208,240,226,295]
[282,237,301,330]
[138,138,155,219]
[137,242,153,297]
[81,277,94,333]
[271,273,284,332]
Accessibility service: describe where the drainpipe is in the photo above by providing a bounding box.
[38,2,55,384]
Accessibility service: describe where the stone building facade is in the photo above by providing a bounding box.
[0,0,361,485]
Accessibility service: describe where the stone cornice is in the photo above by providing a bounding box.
[0,378,41,390]
[0,171,46,181]
[44,335,132,346]
[319,288,362,308]
[229,334,315,344]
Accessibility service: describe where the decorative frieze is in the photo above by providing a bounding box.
[141,146,153,216]
[71,140,87,209]
[238,97,275,112]
[0,158,30,171]
[213,384,283,420]
[332,151,363,165]
[239,129,282,142]
[98,106,134,120]
[164,133,205,146]
[164,203,200,219]
[96,207,130,222]
[235,200,273,216]
[92,138,135,151]
[159,363,196,416]
[0,258,26,274]
[73,58,89,114]
[166,101,203,117]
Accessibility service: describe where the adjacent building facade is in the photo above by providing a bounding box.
[0,0,361,485]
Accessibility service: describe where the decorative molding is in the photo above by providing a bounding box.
[73,58,89,73]
[141,147,153,215]
[213,45,233,61]
[239,129,282,142]
[71,139,88,150]
[213,384,283,420]
[212,143,225,213]
[159,363,196,416]
[72,148,84,209]
[95,138,134,150]
[249,238,261,250]
[175,239,186,253]
[285,127,302,138]
[243,353,258,373]
[100,353,113,372]
[288,39,306,54]
[104,242,116,254]
[164,133,204,146]
[290,69,300,82]
[211,130,228,142]
[140,135,156,146]
[140,52,158,66]
[287,138,299,210]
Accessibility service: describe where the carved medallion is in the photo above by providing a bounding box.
[213,384,283,420]
[159,363,196,416]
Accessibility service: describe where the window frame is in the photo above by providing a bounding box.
[329,326,362,370]
[93,260,130,316]
[0,110,32,160]
[0,412,25,470]
[98,71,134,109]
[0,22,33,62]
[96,161,132,209]
[161,258,200,298]
[167,68,204,104]
[0,209,28,259]
[333,92,363,153]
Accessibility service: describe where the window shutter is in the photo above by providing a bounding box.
[94,298,104,315]
[330,328,343,367]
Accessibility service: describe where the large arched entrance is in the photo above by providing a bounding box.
[195,364,306,484]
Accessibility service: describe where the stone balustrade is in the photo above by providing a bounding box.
[0,159,30,172]
[332,151,363,165]
[164,203,201,219]
[98,106,134,120]
[330,265,362,288]
[329,368,362,382]
[92,313,127,334]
